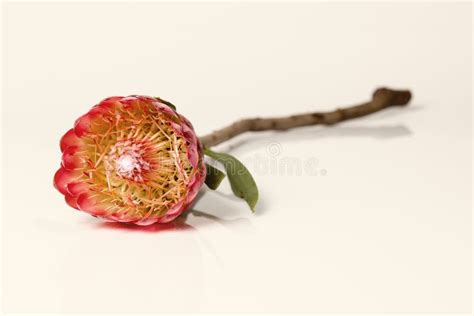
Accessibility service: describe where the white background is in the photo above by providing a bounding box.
[2,1,472,313]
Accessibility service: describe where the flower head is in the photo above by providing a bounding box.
[54,96,205,225]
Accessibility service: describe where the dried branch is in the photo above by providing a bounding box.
[200,87,412,147]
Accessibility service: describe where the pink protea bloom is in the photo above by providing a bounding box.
[54,96,206,225]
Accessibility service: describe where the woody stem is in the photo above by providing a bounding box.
[199,87,412,147]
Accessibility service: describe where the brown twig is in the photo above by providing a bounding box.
[200,87,412,147]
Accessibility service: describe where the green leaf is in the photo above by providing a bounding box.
[154,96,177,111]
[204,148,259,212]
[205,163,226,190]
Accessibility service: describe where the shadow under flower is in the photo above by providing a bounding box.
[189,209,253,231]
[96,216,195,233]
[92,207,252,234]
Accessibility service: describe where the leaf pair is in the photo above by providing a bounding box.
[204,148,259,212]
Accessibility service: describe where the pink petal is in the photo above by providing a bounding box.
[186,176,203,205]
[54,168,82,195]
[76,191,108,216]
[74,109,110,137]
[60,129,83,152]
[182,123,196,145]
[159,206,191,223]
[67,182,89,197]
[167,200,185,217]
[153,100,176,116]
[95,97,123,113]
[74,113,94,137]
[170,121,183,135]
[135,95,157,103]
[98,96,123,105]
[119,96,141,110]
[65,193,79,210]
[184,137,200,168]
[108,207,144,223]
[61,146,86,170]
[134,217,160,226]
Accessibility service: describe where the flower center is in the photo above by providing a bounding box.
[106,140,151,183]
[116,154,141,177]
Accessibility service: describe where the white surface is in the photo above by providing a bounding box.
[1,2,471,313]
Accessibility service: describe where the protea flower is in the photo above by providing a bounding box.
[54,96,206,225]
[54,87,411,226]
